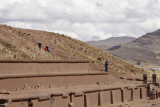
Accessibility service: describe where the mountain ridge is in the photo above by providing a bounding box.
[108,29,160,68]
[87,36,136,46]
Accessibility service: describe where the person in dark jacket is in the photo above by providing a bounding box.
[38,43,42,49]
[47,46,50,52]
[105,61,109,72]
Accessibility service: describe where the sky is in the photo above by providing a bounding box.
[0,0,160,41]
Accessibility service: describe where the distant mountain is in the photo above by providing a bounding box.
[108,29,160,68]
[87,36,136,47]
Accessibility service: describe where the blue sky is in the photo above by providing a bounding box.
[0,0,160,41]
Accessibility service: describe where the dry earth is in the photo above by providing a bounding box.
[0,24,145,74]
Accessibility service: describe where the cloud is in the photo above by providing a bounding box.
[71,23,112,41]
[5,21,33,29]
[0,0,160,41]
[0,1,47,22]
[54,30,79,39]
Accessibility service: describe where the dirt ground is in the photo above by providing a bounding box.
[101,99,160,107]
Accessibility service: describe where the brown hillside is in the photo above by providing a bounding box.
[0,24,144,74]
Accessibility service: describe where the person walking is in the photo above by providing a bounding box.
[47,46,50,52]
[45,46,48,52]
[105,61,109,72]
[38,43,42,49]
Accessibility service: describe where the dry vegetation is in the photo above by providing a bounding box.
[0,24,145,74]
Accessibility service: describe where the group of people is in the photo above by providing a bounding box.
[38,43,50,52]
[38,42,109,72]
[45,46,50,52]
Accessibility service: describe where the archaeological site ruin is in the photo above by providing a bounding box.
[0,60,159,107]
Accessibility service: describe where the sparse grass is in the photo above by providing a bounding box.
[0,24,147,75]
[0,39,16,52]
[21,52,31,59]
[55,36,146,74]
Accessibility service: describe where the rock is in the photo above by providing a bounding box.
[49,84,55,88]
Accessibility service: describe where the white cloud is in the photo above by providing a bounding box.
[119,33,127,37]
[54,30,79,39]
[0,0,160,41]
[72,23,112,41]
[5,21,33,29]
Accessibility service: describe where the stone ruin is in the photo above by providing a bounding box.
[0,60,159,107]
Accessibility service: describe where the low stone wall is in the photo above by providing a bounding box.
[1,73,160,107]
[0,85,147,107]
[0,73,108,91]
[0,60,90,75]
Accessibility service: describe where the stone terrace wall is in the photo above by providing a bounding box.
[0,60,90,75]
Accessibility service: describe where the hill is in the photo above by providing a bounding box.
[108,29,160,69]
[0,24,144,74]
[87,36,135,50]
